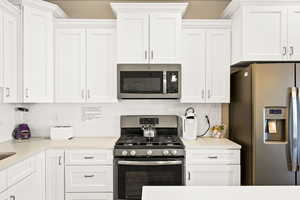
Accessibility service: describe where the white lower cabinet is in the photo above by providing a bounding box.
[186,149,241,186]
[186,165,240,186]
[46,150,65,200]
[66,193,113,200]
[65,166,113,193]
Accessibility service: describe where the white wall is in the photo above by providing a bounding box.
[0,103,16,142]
[26,102,221,138]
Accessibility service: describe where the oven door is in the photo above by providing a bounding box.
[114,158,184,200]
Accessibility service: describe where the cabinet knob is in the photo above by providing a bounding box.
[283,47,287,56]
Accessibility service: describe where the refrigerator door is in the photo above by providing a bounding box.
[252,63,296,185]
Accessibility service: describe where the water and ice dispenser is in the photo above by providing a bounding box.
[264,107,287,143]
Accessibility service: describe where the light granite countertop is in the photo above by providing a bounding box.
[182,137,241,149]
[0,137,118,171]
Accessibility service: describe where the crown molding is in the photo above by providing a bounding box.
[111,3,188,17]
[22,0,67,18]
[222,0,300,18]
[0,0,21,14]
[182,19,231,29]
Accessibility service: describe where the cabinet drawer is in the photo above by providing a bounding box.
[65,150,113,165]
[0,170,7,193]
[65,166,113,192]
[66,193,113,200]
[7,156,36,187]
[186,150,240,165]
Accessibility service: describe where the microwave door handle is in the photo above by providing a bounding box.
[163,71,167,94]
[118,160,182,166]
[288,87,298,172]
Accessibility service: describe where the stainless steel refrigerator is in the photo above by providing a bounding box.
[230,63,300,185]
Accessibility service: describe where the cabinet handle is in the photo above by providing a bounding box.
[25,88,29,98]
[151,50,154,60]
[201,90,205,99]
[87,90,91,99]
[6,88,10,97]
[208,156,218,159]
[208,90,211,99]
[58,156,62,165]
[188,171,191,181]
[283,47,287,56]
[81,90,85,99]
[145,50,148,60]
[84,174,95,178]
[10,195,15,200]
[84,156,94,159]
[290,46,294,56]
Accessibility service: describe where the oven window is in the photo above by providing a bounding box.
[117,162,183,200]
[120,71,163,93]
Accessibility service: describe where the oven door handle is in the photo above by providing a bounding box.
[117,160,182,166]
[163,71,167,94]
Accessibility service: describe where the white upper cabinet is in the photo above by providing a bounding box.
[244,6,287,61]
[150,14,181,64]
[117,14,149,64]
[206,29,230,103]
[112,3,187,64]
[55,20,117,103]
[181,20,231,103]
[55,28,86,103]
[287,7,300,60]
[86,28,117,103]
[223,0,300,65]
[182,29,206,103]
[1,2,20,103]
[23,6,54,103]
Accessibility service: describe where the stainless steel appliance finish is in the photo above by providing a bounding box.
[117,64,181,99]
[230,63,300,185]
[114,115,185,200]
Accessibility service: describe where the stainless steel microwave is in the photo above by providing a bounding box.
[117,65,181,99]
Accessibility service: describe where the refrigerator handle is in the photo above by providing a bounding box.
[288,87,298,172]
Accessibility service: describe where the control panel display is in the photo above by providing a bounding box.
[139,118,159,125]
[269,109,282,115]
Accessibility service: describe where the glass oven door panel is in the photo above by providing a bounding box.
[120,71,163,94]
[118,162,183,200]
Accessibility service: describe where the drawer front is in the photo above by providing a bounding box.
[186,150,240,165]
[65,193,113,200]
[0,170,7,193]
[65,150,113,165]
[7,156,36,187]
[65,166,113,192]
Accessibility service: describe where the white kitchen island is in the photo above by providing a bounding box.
[142,186,300,200]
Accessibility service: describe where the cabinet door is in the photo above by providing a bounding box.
[23,6,54,102]
[65,166,113,193]
[181,29,206,103]
[186,165,240,186]
[244,6,288,61]
[55,28,86,103]
[117,14,149,64]
[3,9,19,103]
[46,150,65,200]
[206,29,231,103]
[149,14,181,64]
[86,29,117,103]
[288,7,300,60]
[66,193,113,200]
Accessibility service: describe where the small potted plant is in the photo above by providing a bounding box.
[211,124,226,138]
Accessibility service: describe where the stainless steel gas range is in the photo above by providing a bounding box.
[113,115,185,200]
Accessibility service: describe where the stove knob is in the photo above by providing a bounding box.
[171,150,178,155]
[147,150,153,156]
[122,151,128,156]
[130,150,136,156]
[163,150,169,156]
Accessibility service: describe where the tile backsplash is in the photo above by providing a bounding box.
[0,104,16,142]
[25,101,222,138]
